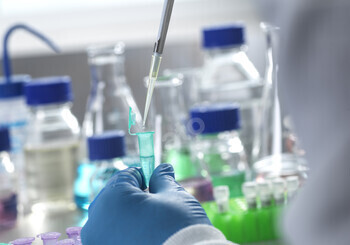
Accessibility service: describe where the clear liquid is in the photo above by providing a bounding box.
[140,156,154,186]
[25,141,79,213]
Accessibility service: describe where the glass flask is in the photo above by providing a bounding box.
[83,43,141,153]
[200,24,263,166]
[253,23,308,182]
[163,68,201,113]
[190,104,248,198]
[88,131,128,201]
[0,128,17,230]
[144,75,192,179]
[24,77,80,213]
[75,43,141,210]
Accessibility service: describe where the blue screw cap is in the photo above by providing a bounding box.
[190,103,241,135]
[0,127,10,152]
[0,75,31,99]
[88,131,126,161]
[202,24,245,49]
[25,76,73,105]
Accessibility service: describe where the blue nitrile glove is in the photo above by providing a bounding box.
[81,163,211,245]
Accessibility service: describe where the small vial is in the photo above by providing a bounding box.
[9,237,35,245]
[242,182,257,209]
[213,186,230,213]
[65,227,82,241]
[37,232,61,245]
[272,178,286,205]
[57,239,75,245]
[257,181,272,207]
[286,176,299,201]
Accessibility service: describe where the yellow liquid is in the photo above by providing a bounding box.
[25,141,79,213]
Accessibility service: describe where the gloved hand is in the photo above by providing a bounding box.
[81,163,211,245]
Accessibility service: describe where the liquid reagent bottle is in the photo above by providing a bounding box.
[24,77,80,213]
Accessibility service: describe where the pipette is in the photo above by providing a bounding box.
[143,0,175,127]
[129,107,155,186]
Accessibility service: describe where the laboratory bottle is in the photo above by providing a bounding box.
[190,103,247,198]
[0,75,30,172]
[24,77,80,213]
[200,24,263,166]
[0,127,17,230]
[253,24,308,182]
[88,131,128,201]
[144,75,195,181]
[1,23,59,175]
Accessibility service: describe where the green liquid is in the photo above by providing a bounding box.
[140,156,154,186]
[165,149,197,182]
[211,172,245,198]
[202,198,281,244]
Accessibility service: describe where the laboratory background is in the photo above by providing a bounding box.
[0,0,348,244]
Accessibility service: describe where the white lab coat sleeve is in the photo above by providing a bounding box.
[275,0,350,244]
[163,224,237,245]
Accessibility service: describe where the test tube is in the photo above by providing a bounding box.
[213,186,230,213]
[272,178,286,205]
[286,176,299,201]
[65,227,82,241]
[9,238,35,245]
[56,239,74,245]
[257,181,272,207]
[37,232,61,245]
[242,182,258,209]
[137,132,155,186]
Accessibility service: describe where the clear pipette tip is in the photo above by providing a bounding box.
[143,53,162,127]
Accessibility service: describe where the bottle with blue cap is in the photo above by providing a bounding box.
[189,103,247,198]
[0,127,18,229]
[24,76,80,213]
[200,23,262,167]
[0,24,59,181]
[87,131,128,201]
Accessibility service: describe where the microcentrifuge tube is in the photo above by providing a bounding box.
[9,237,35,245]
[286,176,299,201]
[66,227,82,241]
[257,181,272,207]
[37,232,61,245]
[242,182,258,209]
[57,239,75,245]
[272,178,286,205]
[213,185,230,213]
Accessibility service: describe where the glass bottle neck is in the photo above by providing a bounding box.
[205,45,246,58]
[29,102,72,114]
[89,54,127,89]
